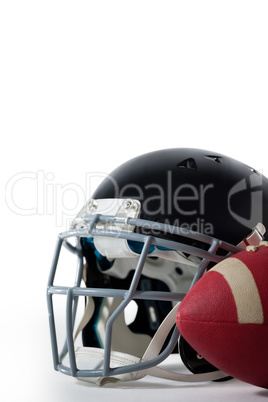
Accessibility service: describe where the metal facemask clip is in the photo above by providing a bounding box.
[71,198,142,259]
[237,222,266,249]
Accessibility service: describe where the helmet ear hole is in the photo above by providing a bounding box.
[179,336,218,374]
[178,336,232,382]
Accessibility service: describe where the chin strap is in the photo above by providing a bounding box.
[72,301,228,385]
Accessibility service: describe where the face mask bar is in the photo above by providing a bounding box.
[47,199,264,384]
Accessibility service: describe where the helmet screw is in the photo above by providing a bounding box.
[124,200,133,209]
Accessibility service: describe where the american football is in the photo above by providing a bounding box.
[176,242,268,389]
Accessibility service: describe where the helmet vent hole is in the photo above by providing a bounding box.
[175,267,183,275]
[205,155,222,163]
[249,166,259,174]
[177,158,197,170]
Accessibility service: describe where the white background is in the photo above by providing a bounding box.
[1,1,268,401]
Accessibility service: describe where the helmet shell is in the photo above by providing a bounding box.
[93,148,268,245]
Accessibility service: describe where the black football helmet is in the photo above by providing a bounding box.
[47,148,268,385]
